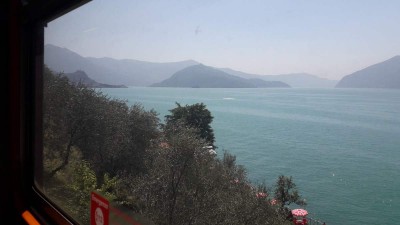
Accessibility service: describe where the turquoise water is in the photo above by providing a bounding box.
[100,87,400,225]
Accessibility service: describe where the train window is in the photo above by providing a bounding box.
[37,1,400,225]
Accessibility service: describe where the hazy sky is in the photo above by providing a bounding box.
[45,0,400,80]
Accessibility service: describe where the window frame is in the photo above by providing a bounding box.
[6,1,92,224]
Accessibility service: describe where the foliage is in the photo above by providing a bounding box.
[68,161,119,224]
[119,125,284,225]
[274,175,306,213]
[43,148,119,225]
[43,66,160,178]
[165,102,215,146]
[43,67,303,225]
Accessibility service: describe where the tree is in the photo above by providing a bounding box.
[43,69,301,224]
[68,160,119,224]
[165,102,215,146]
[124,104,160,174]
[43,66,88,177]
[43,67,160,178]
[274,175,306,213]
[123,123,284,225]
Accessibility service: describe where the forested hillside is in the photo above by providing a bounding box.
[43,67,304,225]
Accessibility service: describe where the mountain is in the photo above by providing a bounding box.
[45,44,335,88]
[246,78,290,88]
[44,44,198,86]
[150,64,290,88]
[219,68,337,88]
[63,70,127,88]
[336,56,400,88]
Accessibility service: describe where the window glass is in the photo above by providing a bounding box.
[42,1,400,225]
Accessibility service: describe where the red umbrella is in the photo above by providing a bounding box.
[291,209,308,217]
[256,192,267,198]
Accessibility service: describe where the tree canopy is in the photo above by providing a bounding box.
[274,175,306,211]
[165,102,215,146]
[42,66,304,225]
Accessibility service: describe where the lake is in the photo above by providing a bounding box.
[101,87,400,225]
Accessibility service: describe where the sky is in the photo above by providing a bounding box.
[45,0,400,80]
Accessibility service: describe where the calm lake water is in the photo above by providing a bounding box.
[101,87,400,225]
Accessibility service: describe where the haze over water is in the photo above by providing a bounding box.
[101,87,400,225]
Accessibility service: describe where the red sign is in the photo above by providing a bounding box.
[91,192,109,225]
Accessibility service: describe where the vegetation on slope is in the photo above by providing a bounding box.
[42,66,305,225]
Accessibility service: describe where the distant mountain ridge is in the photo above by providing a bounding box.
[336,56,400,88]
[151,64,290,88]
[45,44,198,86]
[219,68,338,88]
[63,70,127,88]
[46,44,338,88]
[246,78,290,88]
